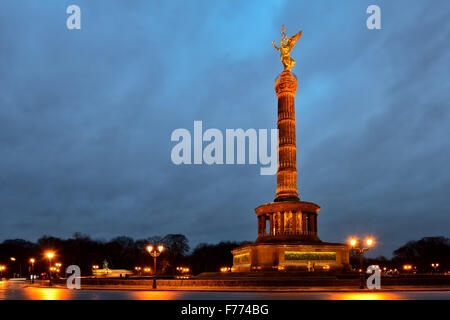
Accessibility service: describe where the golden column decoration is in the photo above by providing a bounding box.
[273,26,302,202]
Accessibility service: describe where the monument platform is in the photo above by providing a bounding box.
[232,240,349,272]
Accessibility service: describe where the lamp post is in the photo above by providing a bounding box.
[431,263,439,273]
[10,257,18,278]
[349,237,374,289]
[146,244,164,289]
[55,263,61,278]
[46,252,54,286]
[0,266,5,279]
[29,258,35,283]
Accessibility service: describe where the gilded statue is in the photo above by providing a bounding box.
[272,26,302,72]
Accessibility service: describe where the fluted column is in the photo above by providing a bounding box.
[269,213,274,236]
[302,212,307,234]
[293,211,297,234]
[275,71,299,202]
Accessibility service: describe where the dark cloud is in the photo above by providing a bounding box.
[0,0,449,256]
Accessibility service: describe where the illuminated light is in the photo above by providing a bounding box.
[350,239,357,247]
[157,245,164,253]
[403,265,412,270]
[46,252,54,259]
[146,245,153,253]
[30,258,35,264]
[366,238,374,247]
[10,257,16,261]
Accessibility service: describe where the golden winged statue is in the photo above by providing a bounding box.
[272,26,302,72]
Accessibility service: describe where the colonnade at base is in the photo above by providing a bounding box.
[257,211,317,238]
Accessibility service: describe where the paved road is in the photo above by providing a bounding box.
[1,280,449,300]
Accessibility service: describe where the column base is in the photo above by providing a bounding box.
[254,201,320,242]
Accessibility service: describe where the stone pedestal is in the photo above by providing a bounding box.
[232,242,350,272]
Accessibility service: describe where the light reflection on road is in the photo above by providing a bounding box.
[1,280,449,300]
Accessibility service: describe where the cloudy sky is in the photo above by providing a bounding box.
[0,0,449,256]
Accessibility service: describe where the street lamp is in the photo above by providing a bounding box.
[349,237,375,289]
[29,258,35,283]
[134,266,142,276]
[46,252,54,286]
[55,263,62,277]
[146,244,164,289]
[10,257,20,278]
[0,265,5,279]
[431,263,439,273]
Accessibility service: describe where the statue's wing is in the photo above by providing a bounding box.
[287,30,302,49]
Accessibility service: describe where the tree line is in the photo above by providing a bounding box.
[0,232,244,277]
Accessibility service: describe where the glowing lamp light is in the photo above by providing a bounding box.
[349,239,357,247]
[366,238,374,247]
[30,258,35,264]
[46,252,54,259]
[146,245,153,253]
[157,245,164,253]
